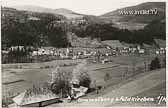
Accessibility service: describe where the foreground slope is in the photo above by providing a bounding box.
[49,68,166,107]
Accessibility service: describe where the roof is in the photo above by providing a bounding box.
[72,86,88,99]
[102,40,123,48]
[154,39,166,48]
[142,43,156,49]
[121,42,140,47]
[13,83,59,106]
[72,86,88,93]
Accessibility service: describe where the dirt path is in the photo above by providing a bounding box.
[49,68,166,107]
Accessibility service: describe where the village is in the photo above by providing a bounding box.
[2,38,166,64]
[2,37,166,107]
[1,1,166,107]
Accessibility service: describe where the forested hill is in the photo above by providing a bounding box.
[100,2,165,30]
[100,2,165,23]
[2,7,69,48]
[1,3,166,48]
[72,19,165,44]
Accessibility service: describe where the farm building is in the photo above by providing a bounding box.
[138,49,145,54]
[142,43,156,54]
[9,84,59,107]
[9,46,25,51]
[142,43,155,49]
[154,39,166,55]
[155,48,166,55]
[154,39,166,48]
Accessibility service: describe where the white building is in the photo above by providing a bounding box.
[139,49,145,54]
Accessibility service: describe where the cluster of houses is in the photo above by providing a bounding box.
[27,41,147,62]
[2,39,166,63]
[102,40,145,54]
[154,39,166,55]
[155,48,166,55]
[31,47,98,60]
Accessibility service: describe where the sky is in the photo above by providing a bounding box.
[1,0,166,15]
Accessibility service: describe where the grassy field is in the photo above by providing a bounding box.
[2,53,165,106]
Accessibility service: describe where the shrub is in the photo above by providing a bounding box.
[2,92,14,107]
[162,58,166,68]
[51,70,72,98]
[79,71,91,88]
[2,96,13,107]
[104,73,110,81]
[51,79,71,97]
[150,57,161,70]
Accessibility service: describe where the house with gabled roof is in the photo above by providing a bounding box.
[154,39,166,48]
[9,83,59,107]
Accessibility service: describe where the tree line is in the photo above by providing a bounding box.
[2,11,68,48]
[72,19,165,45]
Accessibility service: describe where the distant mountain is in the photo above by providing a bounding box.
[54,8,83,19]
[100,2,165,30]
[83,15,104,24]
[12,5,55,13]
[11,5,83,19]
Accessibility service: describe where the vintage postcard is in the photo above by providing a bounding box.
[1,0,167,107]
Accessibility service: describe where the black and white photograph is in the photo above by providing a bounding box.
[1,0,166,107]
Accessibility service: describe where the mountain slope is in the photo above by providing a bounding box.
[100,2,165,30]
[11,5,83,19]
[54,8,83,19]
[101,2,165,23]
[1,6,68,48]
[12,5,55,13]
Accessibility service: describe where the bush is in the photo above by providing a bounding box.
[150,57,161,70]
[2,96,13,107]
[51,69,72,98]
[2,92,14,107]
[104,73,110,81]
[79,71,91,88]
[163,58,166,68]
[51,79,71,98]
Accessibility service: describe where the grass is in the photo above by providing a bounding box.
[2,53,165,106]
[3,79,25,85]
[112,82,166,107]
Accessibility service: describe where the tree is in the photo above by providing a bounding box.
[79,71,91,88]
[47,26,69,48]
[163,58,166,68]
[104,73,110,82]
[51,78,71,98]
[150,57,161,70]
[51,69,72,98]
